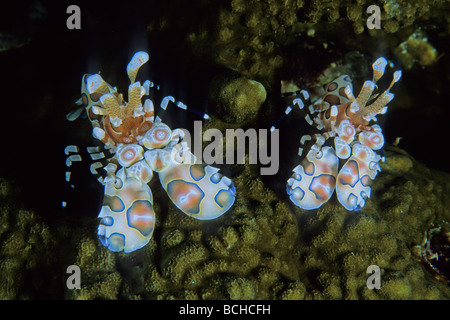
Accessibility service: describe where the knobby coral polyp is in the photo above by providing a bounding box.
[282,57,402,211]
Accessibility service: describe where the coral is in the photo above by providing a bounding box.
[0,179,58,299]
[68,272,122,300]
[324,0,449,35]
[156,145,450,299]
[65,228,158,299]
[132,161,303,299]
[226,277,257,299]
[151,0,450,85]
[279,281,306,300]
[155,0,305,83]
[66,236,122,300]
[110,145,445,300]
[378,272,412,299]
[45,144,450,300]
[394,30,440,70]
[209,75,266,123]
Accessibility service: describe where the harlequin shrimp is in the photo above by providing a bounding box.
[277,57,401,211]
[65,51,236,253]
